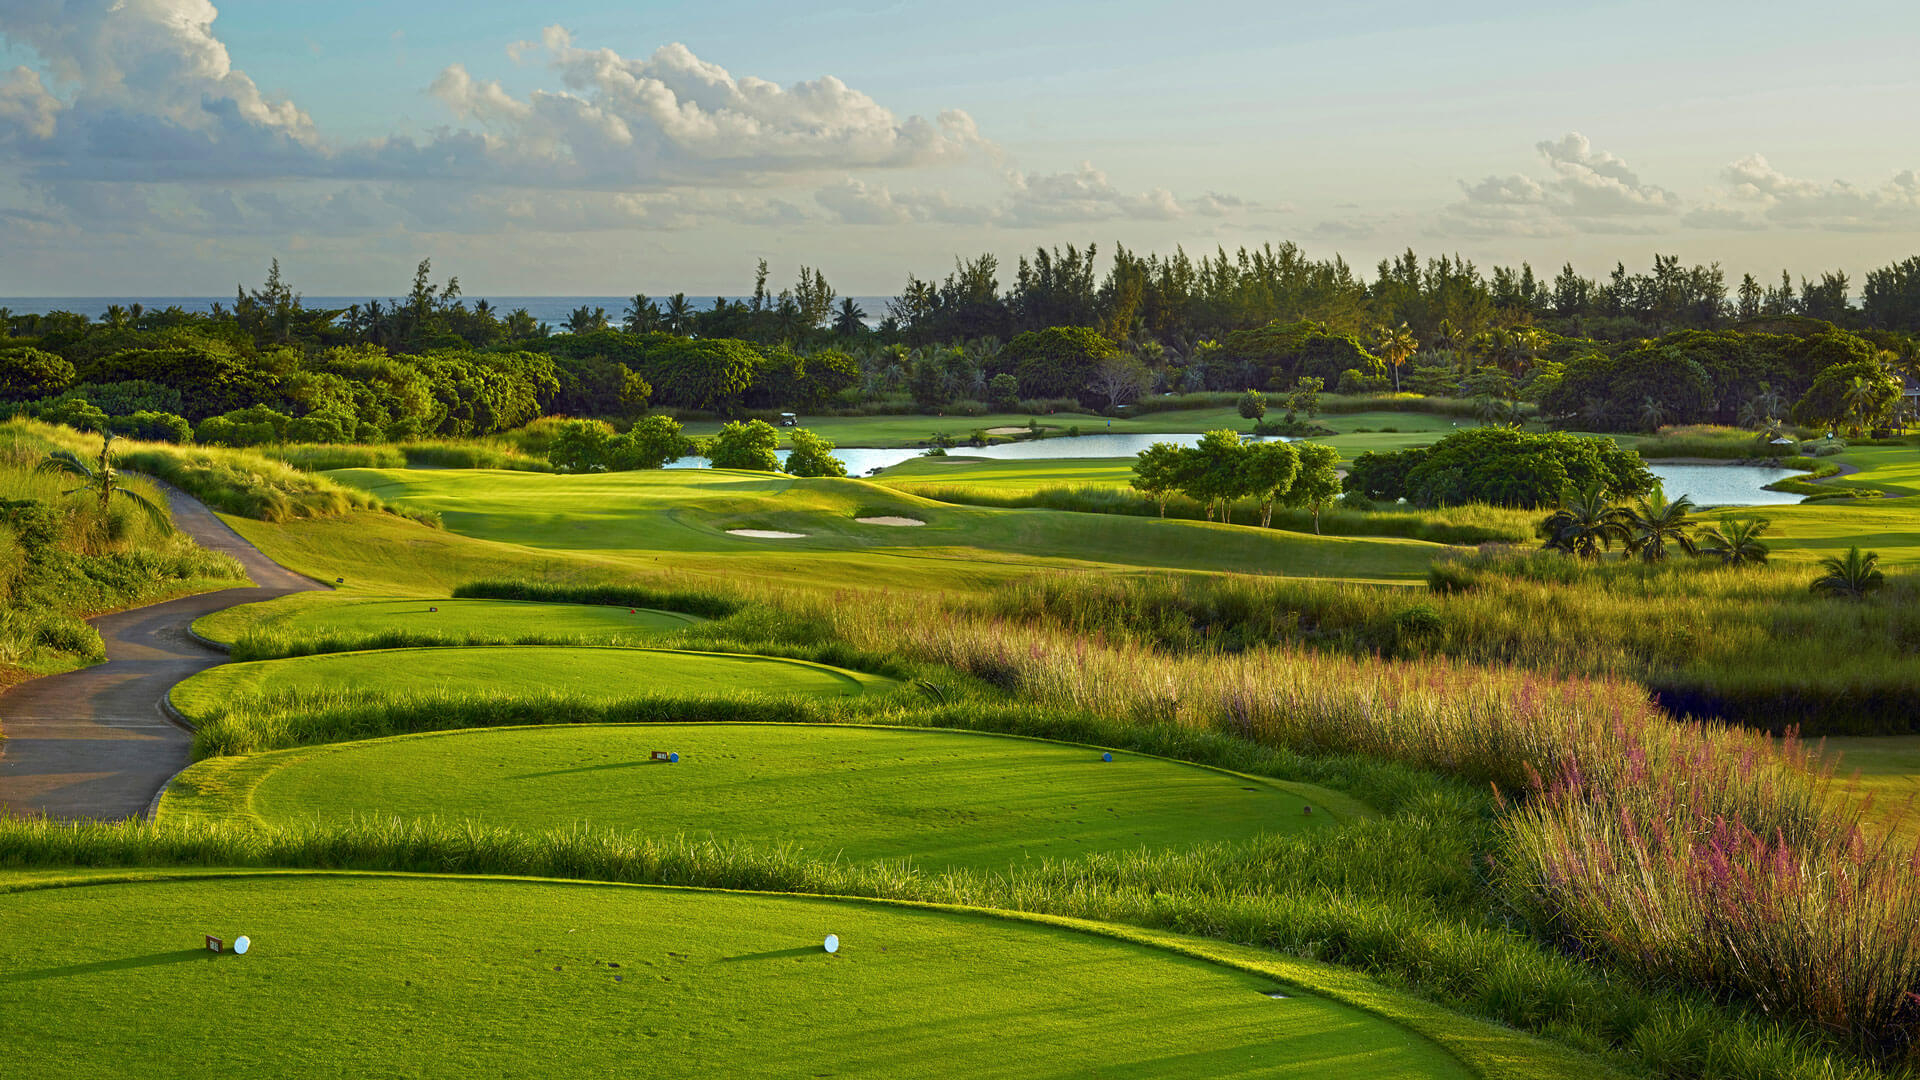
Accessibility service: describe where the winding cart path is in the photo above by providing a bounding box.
[0,489,325,820]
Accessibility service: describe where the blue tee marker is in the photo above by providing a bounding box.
[1101,752,1113,762]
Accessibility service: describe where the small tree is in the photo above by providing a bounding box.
[605,415,688,471]
[1624,491,1698,562]
[1237,389,1267,423]
[1810,547,1885,599]
[1538,483,1630,559]
[1376,324,1417,393]
[1086,354,1148,412]
[783,428,847,478]
[705,419,782,472]
[546,418,616,472]
[35,431,171,533]
[1285,377,1322,422]
[1183,430,1252,523]
[1130,442,1190,518]
[617,370,653,417]
[988,373,1020,411]
[1283,442,1341,534]
[1244,440,1300,528]
[1697,516,1771,566]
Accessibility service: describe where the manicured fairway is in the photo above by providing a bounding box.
[168,646,896,721]
[0,874,1471,1080]
[159,724,1362,870]
[311,467,1441,591]
[1821,736,1920,839]
[194,595,701,647]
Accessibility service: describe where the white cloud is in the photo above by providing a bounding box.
[1437,133,1677,237]
[0,4,1248,250]
[1702,153,1920,232]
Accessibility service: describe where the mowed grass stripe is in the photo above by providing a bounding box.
[0,872,1473,1080]
[158,724,1363,871]
[168,646,897,722]
[194,595,702,648]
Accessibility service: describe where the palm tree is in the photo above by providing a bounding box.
[1376,323,1417,393]
[1432,318,1467,358]
[1754,416,1792,447]
[564,306,609,334]
[1840,375,1881,436]
[1810,547,1885,599]
[36,432,172,534]
[1623,490,1698,562]
[623,294,661,333]
[1638,395,1671,433]
[1538,483,1631,558]
[664,293,693,335]
[1696,516,1771,566]
[833,297,867,336]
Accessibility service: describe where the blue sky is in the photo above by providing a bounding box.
[2,0,1917,296]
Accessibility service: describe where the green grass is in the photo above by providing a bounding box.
[168,646,899,723]
[158,723,1361,872]
[1821,736,1920,839]
[194,595,702,651]
[0,871,1475,1080]
[303,467,1443,590]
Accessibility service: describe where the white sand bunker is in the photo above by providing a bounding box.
[727,529,809,539]
[855,516,926,527]
[985,426,1029,436]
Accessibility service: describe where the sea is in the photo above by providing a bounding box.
[0,296,896,329]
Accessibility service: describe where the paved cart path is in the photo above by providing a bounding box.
[0,489,326,820]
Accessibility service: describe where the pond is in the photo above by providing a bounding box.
[1646,464,1806,506]
[667,431,1286,475]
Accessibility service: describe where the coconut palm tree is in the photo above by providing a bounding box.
[1623,490,1698,562]
[1810,547,1885,599]
[36,432,172,534]
[623,294,661,333]
[1841,374,1882,436]
[1538,483,1631,558]
[1696,516,1771,566]
[1638,395,1671,433]
[664,293,694,335]
[1376,323,1417,393]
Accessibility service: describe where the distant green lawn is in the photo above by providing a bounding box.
[296,467,1440,591]
[195,595,701,648]
[168,646,897,722]
[0,873,1475,1080]
[159,724,1363,872]
[676,406,1458,453]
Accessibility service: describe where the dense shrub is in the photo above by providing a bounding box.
[1002,327,1119,403]
[782,428,846,478]
[705,419,782,471]
[1346,428,1655,508]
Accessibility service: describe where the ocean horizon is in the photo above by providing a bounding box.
[0,296,896,328]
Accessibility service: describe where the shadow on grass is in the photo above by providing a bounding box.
[508,760,664,781]
[1,949,212,983]
[715,946,826,963]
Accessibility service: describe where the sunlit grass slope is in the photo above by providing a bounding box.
[168,646,896,723]
[0,873,1472,1080]
[194,595,700,649]
[158,724,1359,871]
[309,467,1442,588]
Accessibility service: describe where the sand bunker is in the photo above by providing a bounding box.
[855,516,926,527]
[726,529,808,539]
[985,426,1030,436]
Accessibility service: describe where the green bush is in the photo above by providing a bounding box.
[782,428,846,478]
[1346,428,1656,509]
[705,419,781,471]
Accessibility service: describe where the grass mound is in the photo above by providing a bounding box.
[194,596,703,660]
[168,646,898,724]
[0,872,1471,1080]
[159,724,1358,871]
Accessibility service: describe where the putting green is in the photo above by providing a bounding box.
[194,595,702,648]
[0,873,1471,1079]
[159,724,1364,871]
[168,646,896,722]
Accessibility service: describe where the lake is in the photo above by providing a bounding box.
[667,432,1286,475]
[1645,464,1806,507]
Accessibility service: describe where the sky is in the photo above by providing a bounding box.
[1,0,1917,297]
